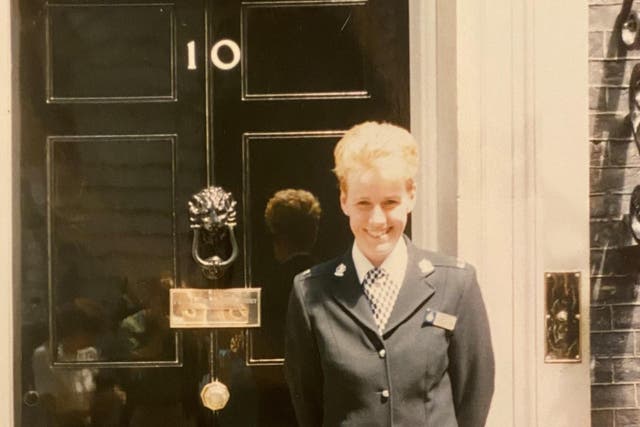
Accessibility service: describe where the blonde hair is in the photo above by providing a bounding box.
[333,121,419,191]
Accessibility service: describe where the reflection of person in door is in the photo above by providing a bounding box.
[262,188,322,358]
[32,298,105,426]
[254,189,322,427]
[118,274,172,360]
[265,189,322,265]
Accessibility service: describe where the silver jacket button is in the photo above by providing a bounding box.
[378,349,386,358]
[381,389,390,398]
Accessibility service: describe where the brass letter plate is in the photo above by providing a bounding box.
[170,288,261,329]
[544,272,581,363]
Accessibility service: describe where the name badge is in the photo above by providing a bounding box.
[424,309,457,331]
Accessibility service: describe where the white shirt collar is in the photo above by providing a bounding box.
[352,237,408,287]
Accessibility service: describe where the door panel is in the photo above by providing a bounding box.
[47,4,176,101]
[48,135,178,365]
[18,0,409,425]
[241,3,369,99]
[244,132,347,362]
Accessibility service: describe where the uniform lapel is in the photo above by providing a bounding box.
[384,242,436,334]
[328,251,379,335]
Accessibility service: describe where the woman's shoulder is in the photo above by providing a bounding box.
[293,255,344,284]
[288,256,346,309]
[410,243,475,274]
[409,245,479,298]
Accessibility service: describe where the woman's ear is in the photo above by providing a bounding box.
[406,179,417,212]
[340,190,349,216]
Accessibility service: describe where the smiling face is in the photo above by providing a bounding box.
[340,168,415,266]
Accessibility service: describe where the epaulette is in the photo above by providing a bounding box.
[303,257,343,279]
[436,258,467,269]
[424,250,467,269]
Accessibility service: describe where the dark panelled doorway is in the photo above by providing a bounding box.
[17,0,409,425]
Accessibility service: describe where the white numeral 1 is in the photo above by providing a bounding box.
[187,40,196,70]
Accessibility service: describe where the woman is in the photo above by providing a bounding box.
[284,122,495,427]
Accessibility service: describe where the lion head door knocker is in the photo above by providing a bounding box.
[188,186,239,279]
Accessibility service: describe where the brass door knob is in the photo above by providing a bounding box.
[200,380,230,411]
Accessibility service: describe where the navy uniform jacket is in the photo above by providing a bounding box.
[284,240,495,427]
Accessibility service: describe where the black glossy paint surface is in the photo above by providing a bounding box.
[18,0,409,425]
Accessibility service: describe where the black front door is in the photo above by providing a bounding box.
[17,0,409,425]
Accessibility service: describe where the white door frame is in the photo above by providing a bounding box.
[1,0,16,425]
[411,1,590,426]
[0,1,591,426]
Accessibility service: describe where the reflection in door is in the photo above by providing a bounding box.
[254,189,322,360]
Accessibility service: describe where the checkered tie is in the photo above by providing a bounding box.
[362,267,399,334]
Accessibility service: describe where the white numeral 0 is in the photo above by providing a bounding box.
[210,39,241,71]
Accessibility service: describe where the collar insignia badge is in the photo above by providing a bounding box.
[334,263,346,277]
[418,258,434,275]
